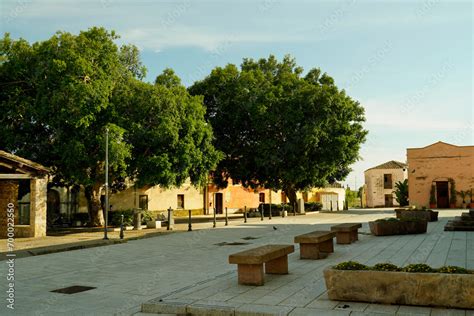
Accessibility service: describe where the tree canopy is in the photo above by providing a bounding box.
[0,27,220,225]
[189,55,367,205]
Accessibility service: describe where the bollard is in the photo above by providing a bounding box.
[294,203,296,216]
[330,200,333,212]
[260,204,264,221]
[269,203,272,220]
[119,214,124,239]
[167,207,173,231]
[225,207,228,226]
[244,206,247,223]
[188,209,192,231]
[213,207,217,228]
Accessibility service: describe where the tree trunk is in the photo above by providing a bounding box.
[84,184,105,227]
[284,186,298,212]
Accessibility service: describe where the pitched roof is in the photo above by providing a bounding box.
[365,160,407,172]
[0,150,50,174]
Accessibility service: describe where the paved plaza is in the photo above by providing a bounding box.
[1,209,473,315]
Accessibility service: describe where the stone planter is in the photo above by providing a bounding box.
[323,268,474,309]
[369,220,427,236]
[395,210,438,222]
[146,220,162,229]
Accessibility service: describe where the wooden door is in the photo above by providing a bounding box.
[436,181,449,208]
[215,193,223,214]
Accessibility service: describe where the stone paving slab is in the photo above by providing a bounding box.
[140,210,473,316]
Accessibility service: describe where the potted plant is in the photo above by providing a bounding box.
[457,190,469,209]
[449,180,456,208]
[324,261,473,309]
[429,184,436,208]
[467,189,474,208]
[144,211,164,229]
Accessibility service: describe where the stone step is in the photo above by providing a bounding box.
[444,221,474,231]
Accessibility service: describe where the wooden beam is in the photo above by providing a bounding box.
[0,174,32,179]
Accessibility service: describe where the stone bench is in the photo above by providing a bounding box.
[331,223,362,244]
[294,231,336,259]
[228,244,294,286]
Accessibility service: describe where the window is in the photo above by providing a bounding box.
[139,195,148,210]
[177,194,185,209]
[281,192,287,203]
[383,174,393,189]
[17,180,31,225]
[259,193,265,203]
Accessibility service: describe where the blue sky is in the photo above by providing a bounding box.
[1,0,472,189]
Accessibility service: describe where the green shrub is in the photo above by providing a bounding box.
[304,202,323,212]
[402,263,434,273]
[333,261,369,270]
[437,266,469,274]
[108,209,134,227]
[375,217,399,222]
[373,263,400,271]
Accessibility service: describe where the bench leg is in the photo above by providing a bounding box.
[299,243,323,259]
[336,232,352,244]
[265,255,288,274]
[351,230,358,242]
[319,239,334,253]
[237,264,264,286]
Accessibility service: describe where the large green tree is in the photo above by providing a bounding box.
[0,28,220,226]
[189,55,367,206]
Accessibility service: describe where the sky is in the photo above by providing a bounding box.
[1,0,473,189]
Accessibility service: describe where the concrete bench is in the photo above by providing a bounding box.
[331,223,362,244]
[294,231,336,259]
[228,244,294,286]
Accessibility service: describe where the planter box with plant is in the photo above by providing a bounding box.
[395,207,438,222]
[324,261,474,309]
[449,180,457,208]
[369,218,427,236]
[142,211,166,229]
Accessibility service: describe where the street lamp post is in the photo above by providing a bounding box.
[104,127,109,240]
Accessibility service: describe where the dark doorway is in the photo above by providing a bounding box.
[47,189,61,226]
[384,194,393,207]
[436,181,449,208]
[259,192,265,203]
[215,193,223,214]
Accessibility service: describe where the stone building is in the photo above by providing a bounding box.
[0,150,49,238]
[407,141,474,208]
[364,160,408,207]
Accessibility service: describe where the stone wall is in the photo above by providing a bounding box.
[0,180,19,239]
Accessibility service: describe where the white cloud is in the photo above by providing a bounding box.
[119,26,306,52]
[362,99,470,132]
